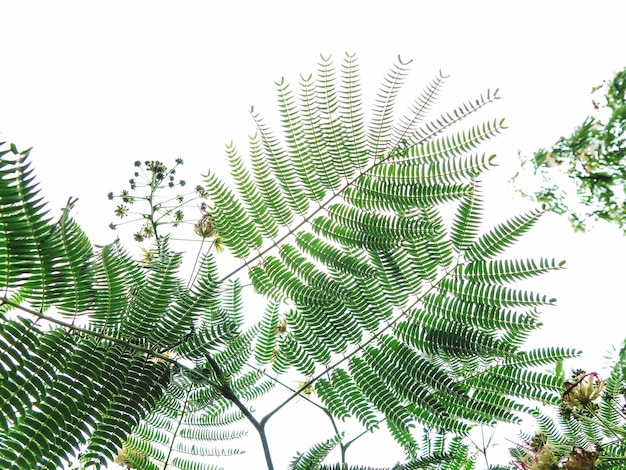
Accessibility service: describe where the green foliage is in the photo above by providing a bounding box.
[289,433,345,470]
[0,143,258,469]
[518,66,626,233]
[0,54,580,469]
[512,345,626,469]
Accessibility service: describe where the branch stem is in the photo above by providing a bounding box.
[204,352,275,470]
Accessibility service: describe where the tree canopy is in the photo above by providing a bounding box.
[518,67,626,233]
[1,54,621,470]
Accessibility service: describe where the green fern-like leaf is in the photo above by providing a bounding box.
[226,141,280,239]
[91,240,145,329]
[252,105,310,215]
[368,153,496,185]
[439,278,555,308]
[295,232,376,278]
[450,181,483,252]
[45,210,94,313]
[0,145,59,307]
[254,300,280,365]
[343,177,472,211]
[289,433,344,470]
[469,366,563,405]
[349,356,413,429]
[368,55,412,160]
[276,76,326,202]
[503,347,581,368]
[248,132,294,226]
[463,257,566,284]
[402,119,506,162]
[202,168,263,257]
[326,369,380,430]
[120,244,182,341]
[464,208,543,261]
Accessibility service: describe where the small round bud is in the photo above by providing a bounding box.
[195,213,217,238]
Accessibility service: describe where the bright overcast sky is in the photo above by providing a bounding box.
[2,1,626,468]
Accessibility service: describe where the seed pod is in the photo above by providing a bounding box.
[195,213,217,238]
[562,447,598,470]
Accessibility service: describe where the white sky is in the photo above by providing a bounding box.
[2,1,626,468]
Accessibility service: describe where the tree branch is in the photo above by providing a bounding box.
[204,352,275,470]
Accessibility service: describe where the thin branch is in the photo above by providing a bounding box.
[204,352,275,470]
[162,384,191,468]
[187,236,208,289]
[226,393,274,470]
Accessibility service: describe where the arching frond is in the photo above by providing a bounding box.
[439,278,555,308]
[323,368,380,431]
[503,347,581,368]
[120,243,182,341]
[408,88,501,147]
[202,168,262,258]
[339,53,368,173]
[226,142,280,239]
[252,107,310,215]
[0,146,96,312]
[450,181,483,251]
[464,208,544,261]
[368,153,496,185]
[289,433,344,470]
[315,379,352,421]
[344,177,472,211]
[402,118,506,163]
[249,132,294,226]
[316,54,353,181]
[467,366,563,405]
[276,77,325,202]
[91,240,145,329]
[0,145,52,292]
[254,300,280,365]
[369,55,413,160]
[286,310,333,366]
[280,244,347,300]
[421,292,541,332]
[295,231,376,278]
[464,257,566,284]
[350,356,414,429]
[388,70,446,151]
[327,203,434,242]
[299,67,339,191]
[45,215,94,313]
